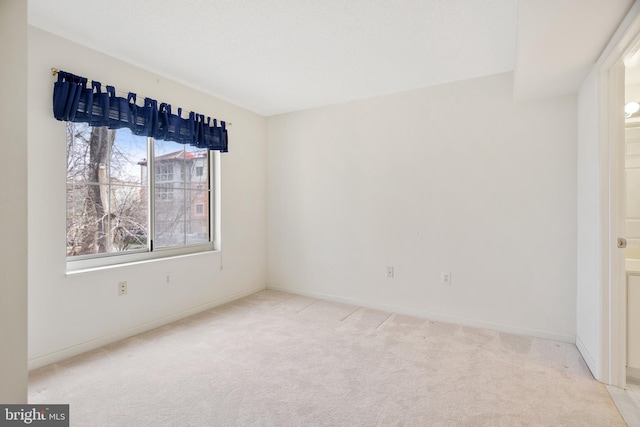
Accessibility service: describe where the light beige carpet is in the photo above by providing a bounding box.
[29,290,625,426]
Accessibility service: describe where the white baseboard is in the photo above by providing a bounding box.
[267,285,576,343]
[576,335,601,381]
[28,285,266,370]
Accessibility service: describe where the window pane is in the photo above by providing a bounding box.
[186,145,208,184]
[188,190,209,245]
[154,184,187,247]
[66,183,112,255]
[66,124,148,257]
[111,128,148,186]
[153,141,210,248]
[66,123,92,183]
[186,146,209,245]
[154,139,185,177]
[66,182,91,255]
[110,184,148,251]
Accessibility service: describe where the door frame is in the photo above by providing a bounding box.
[599,2,640,388]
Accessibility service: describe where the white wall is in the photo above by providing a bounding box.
[28,28,267,367]
[625,82,640,101]
[267,72,578,341]
[0,0,28,402]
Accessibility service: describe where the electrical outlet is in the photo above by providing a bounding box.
[441,272,451,285]
[164,272,172,284]
[118,281,127,296]
[387,266,394,279]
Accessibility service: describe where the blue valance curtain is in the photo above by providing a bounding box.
[52,70,228,152]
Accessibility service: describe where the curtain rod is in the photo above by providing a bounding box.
[51,67,233,126]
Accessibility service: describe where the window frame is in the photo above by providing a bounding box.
[66,126,217,273]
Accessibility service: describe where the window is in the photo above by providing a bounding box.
[155,164,173,181]
[156,183,174,201]
[66,123,214,269]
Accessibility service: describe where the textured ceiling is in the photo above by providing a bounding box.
[28,0,632,116]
